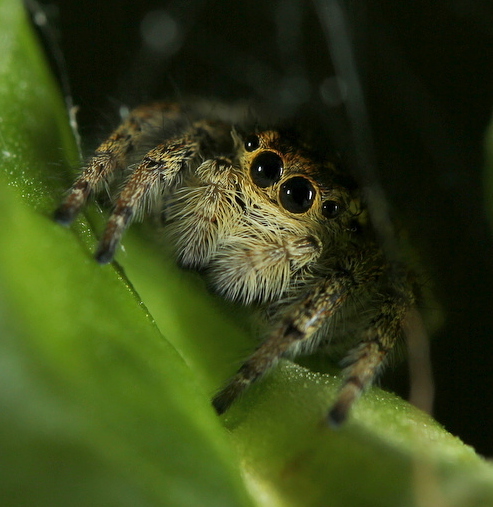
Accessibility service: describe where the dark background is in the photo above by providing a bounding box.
[31,0,493,456]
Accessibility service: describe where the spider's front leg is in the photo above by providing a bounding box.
[212,271,356,415]
[328,284,414,426]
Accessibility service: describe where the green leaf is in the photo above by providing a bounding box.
[2,1,493,506]
[0,2,252,506]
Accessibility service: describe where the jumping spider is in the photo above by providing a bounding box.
[55,101,418,426]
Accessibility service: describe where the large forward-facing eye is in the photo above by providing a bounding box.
[250,151,284,188]
[279,176,316,213]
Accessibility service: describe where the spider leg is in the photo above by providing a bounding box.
[213,247,414,427]
[212,273,354,414]
[95,120,232,264]
[54,102,183,225]
[328,287,414,427]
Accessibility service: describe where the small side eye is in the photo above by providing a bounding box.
[322,200,343,219]
[279,176,315,213]
[244,134,260,152]
[250,151,283,188]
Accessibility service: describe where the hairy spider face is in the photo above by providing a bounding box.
[165,129,353,304]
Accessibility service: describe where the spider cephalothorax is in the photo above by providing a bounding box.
[55,101,417,426]
[165,127,356,305]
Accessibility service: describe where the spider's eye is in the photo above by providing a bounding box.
[279,176,315,213]
[322,200,343,219]
[250,151,283,188]
[244,134,260,152]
